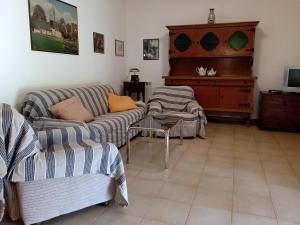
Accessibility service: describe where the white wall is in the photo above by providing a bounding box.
[0,0,126,107]
[125,0,300,118]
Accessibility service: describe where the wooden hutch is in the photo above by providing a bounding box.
[163,21,259,121]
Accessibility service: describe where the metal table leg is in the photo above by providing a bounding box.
[180,119,183,145]
[126,127,131,164]
[165,129,170,169]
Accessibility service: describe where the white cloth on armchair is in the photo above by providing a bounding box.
[147,86,207,138]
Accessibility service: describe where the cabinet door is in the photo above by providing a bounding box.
[223,26,255,57]
[194,86,219,109]
[169,29,197,58]
[219,87,252,111]
[194,28,223,57]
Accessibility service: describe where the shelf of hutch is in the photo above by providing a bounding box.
[164,21,259,121]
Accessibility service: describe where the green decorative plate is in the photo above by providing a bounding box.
[228,31,249,51]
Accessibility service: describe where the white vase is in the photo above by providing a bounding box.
[208,9,215,24]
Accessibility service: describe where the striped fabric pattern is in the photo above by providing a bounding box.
[148,86,195,112]
[0,104,40,221]
[0,104,129,223]
[21,84,117,121]
[21,84,146,148]
[89,107,145,147]
[148,86,207,137]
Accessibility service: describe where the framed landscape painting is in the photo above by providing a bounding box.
[28,0,79,55]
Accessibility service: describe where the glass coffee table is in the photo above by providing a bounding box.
[126,114,183,169]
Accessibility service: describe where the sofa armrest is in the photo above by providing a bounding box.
[148,101,162,116]
[135,101,146,108]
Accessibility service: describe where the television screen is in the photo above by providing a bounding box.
[288,69,300,87]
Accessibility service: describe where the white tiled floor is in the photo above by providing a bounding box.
[3,123,300,225]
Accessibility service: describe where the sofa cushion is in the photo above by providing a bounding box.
[88,107,145,147]
[108,93,137,113]
[48,96,94,123]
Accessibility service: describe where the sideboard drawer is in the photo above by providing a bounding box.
[263,95,285,106]
[165,79,195,85]
[216,80,254,86]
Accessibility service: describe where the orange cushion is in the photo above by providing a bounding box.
[108,93,137,112]
[48,96,94,122]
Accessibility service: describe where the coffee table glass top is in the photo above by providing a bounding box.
[130,114,183,130]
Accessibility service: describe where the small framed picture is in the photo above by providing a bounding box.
[93,32,104,54]
[143,39,159,60]
[115,40,124,57]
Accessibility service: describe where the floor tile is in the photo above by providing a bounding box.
[194,188,232,210]
[144,198,190,225]
[173,161,204,174]
[234,151,260,161]
[232,212,278,225]
[128,178,164,197]
[234,179,270,198]
[108,193,154,217]
[93,210,141,225]
[206,156,234,168]
[186,205,231,225]
[139,218,174,225]
[234,169,266,182]
[233,193,276,218]
[270,185,300,223]
[199,175,233,192]
[179,152,207,164]
[158,182,197,204]
[263,162,294,175]
[165,170,201,187]
[266,173,300,189]
[48,205,106,225]
[137,164,171,181]
[203,165,233,178]
[278,219,300,225]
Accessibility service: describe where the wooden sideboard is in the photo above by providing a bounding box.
[163,21,259,121]
[259,91,300,131]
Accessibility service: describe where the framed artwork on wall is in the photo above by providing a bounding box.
[143,39,159,60]
[93,32,104,54]
[115,40,124,57]
[28,0,79,55]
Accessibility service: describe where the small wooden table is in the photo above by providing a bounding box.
[123,81,146,102]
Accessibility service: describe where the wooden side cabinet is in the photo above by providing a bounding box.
[259,92,300,131]
[123,81,146,102]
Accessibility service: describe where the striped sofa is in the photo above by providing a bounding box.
[12,84,145,225]
[21,84,145,148]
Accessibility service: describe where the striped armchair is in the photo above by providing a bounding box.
[148,86,207,138]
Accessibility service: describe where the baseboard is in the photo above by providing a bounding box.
[207,115,258,125]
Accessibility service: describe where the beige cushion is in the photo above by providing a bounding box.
[48,96,94,122]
